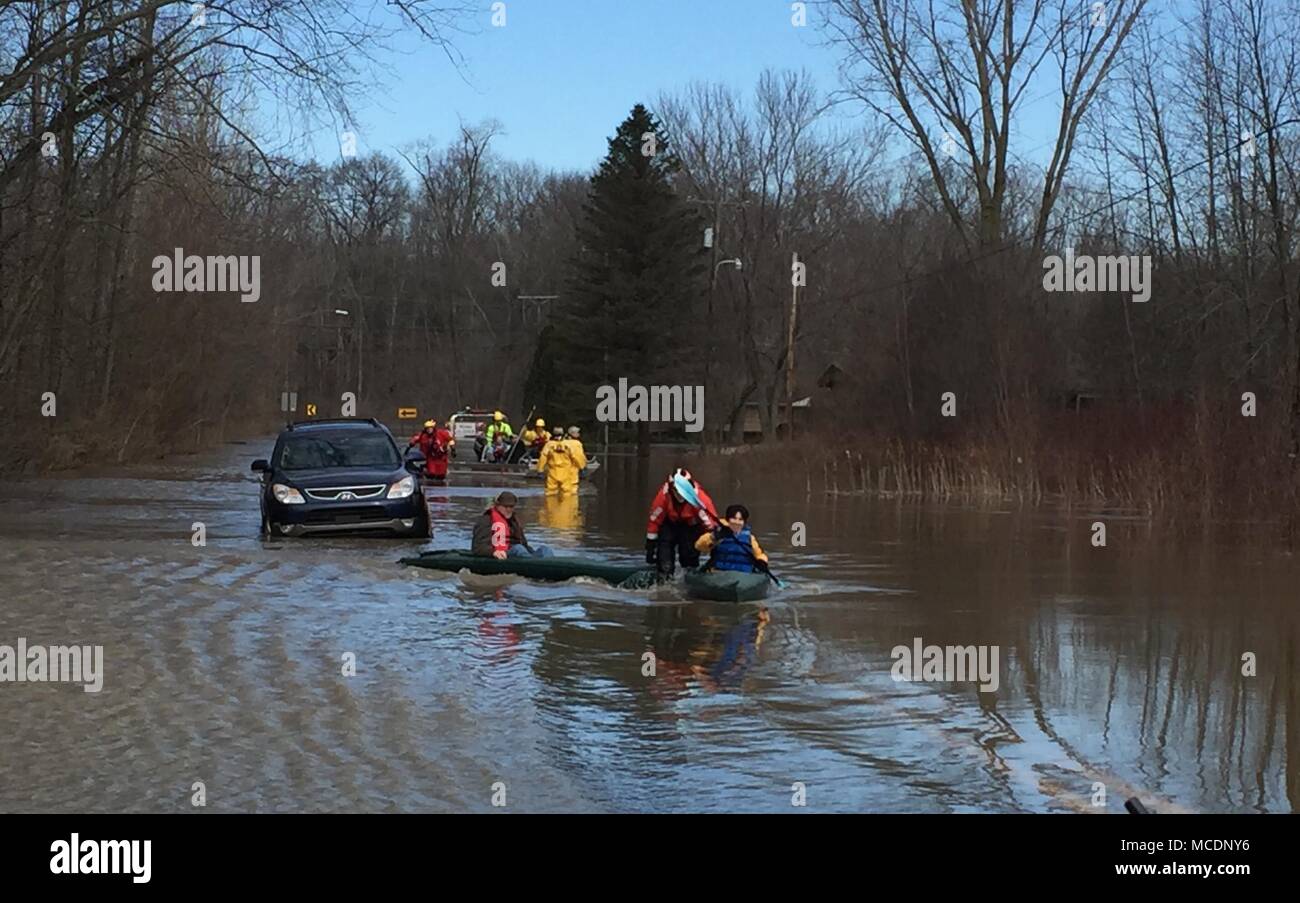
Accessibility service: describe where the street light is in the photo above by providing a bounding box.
[275,308,354,412]
[702,258,743,450]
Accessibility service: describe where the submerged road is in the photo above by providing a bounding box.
[0,438,1295,812]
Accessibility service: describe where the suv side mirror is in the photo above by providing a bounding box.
[251,459,270,472]
[404,459,422,474]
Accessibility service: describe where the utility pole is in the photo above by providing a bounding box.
[699,200,721,451]
[686,195,748,449]
[786,251,799,442]
[355,307,363,403]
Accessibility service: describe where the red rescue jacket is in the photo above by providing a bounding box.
[410,428,451,459]
[471,507,528,556]
[646,481,717,539]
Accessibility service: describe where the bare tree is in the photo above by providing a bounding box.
[823,0,1147,252]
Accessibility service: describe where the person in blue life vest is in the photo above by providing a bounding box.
[694,504,770,573]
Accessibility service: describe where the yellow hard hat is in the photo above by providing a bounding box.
[535,418,545,428]
[423,420,436,428]
[493,410,504,421]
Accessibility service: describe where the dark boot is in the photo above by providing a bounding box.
[656,536,676,580]
[678,525,704,570]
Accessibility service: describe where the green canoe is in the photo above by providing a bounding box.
[683,568,772,602]
[400,549,656,588]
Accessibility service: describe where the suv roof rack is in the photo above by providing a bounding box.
[284,417,384,431]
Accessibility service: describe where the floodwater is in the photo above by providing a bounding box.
[0,438,1296,813]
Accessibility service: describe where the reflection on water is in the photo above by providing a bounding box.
[0,443,1295,812]
[538,492,583,534]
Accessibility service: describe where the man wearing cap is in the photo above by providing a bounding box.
[407,419,454,480]
[536,425,588,494]
[567,426,592,478]
[645,467,717,578]
[471,491,554,559]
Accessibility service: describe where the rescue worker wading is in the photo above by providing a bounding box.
[536,425,588,494]
[407,420,454,479]
[645,468,717,578]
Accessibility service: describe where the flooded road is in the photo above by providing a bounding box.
[0,439,1296,813]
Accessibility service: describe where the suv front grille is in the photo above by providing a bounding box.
[302,506,396,525]
[303,485,386,501]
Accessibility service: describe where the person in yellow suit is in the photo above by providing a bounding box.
[521,418,550,451]
[536,425,588,494]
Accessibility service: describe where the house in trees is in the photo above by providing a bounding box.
[732,397,812,441]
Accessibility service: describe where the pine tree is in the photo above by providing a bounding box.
[531,104,707,453]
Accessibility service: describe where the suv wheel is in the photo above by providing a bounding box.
[412,504,432,538]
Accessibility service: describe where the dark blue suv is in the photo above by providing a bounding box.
[251,419,430,538]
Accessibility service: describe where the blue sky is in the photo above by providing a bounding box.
[303,0,849,171]
[290,0,1182,177]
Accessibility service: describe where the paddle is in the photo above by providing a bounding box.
[503,406,534,466]
[671,474,783,588]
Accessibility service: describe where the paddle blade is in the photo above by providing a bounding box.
[672,473,699,507]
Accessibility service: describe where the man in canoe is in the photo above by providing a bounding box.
[407,419,454,480]
[471,491,553,560]
[536,425,588,494]
[646,468,717,578]
[695,504,770,574]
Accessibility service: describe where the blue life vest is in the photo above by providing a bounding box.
[711,525,756,572]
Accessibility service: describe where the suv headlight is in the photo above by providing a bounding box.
[272,483,306,504]
[387,475,417,499]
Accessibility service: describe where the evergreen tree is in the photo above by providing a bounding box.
[532,104,707,453]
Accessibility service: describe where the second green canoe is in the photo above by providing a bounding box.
[683,568,772,602]
[400,549,656,588]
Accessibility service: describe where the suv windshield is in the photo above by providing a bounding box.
[276,433,400,470]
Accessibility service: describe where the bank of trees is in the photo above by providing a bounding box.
[649,0,1300,513]
[6,0,1300,513]
[0,1,542,466]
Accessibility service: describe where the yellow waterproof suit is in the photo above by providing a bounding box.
[536,437,587,494]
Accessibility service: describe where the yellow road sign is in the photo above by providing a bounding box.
[306,403,317,416]
[397,407,418,419]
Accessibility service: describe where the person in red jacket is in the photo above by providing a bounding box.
[407,420,454,480]
[646,467,717,578]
